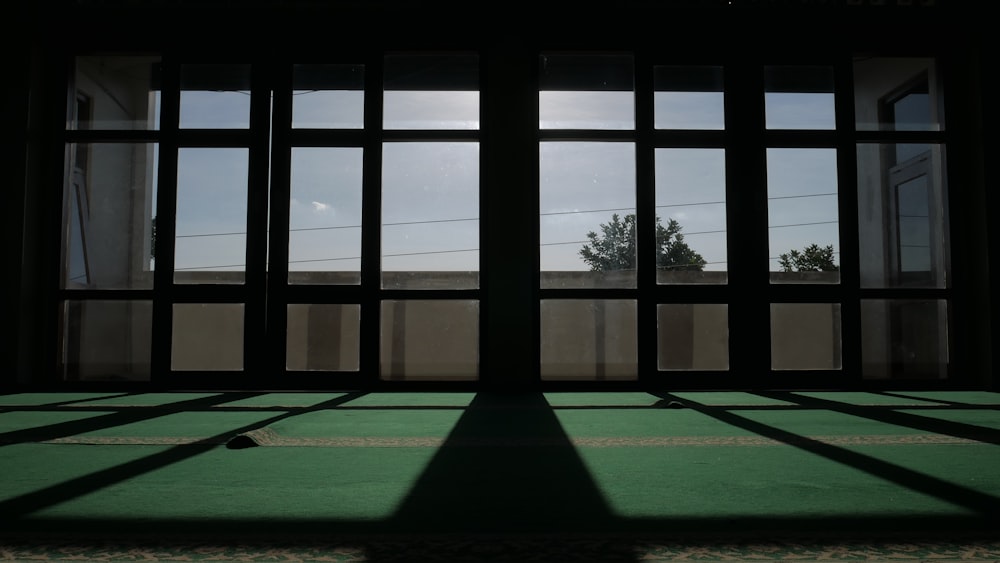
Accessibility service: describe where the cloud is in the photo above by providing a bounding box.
[311,201,331,213]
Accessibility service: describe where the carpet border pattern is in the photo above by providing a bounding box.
[3,536,1000,562]
[22,430,989,448]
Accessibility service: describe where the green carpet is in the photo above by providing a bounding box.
[1,390,999,561]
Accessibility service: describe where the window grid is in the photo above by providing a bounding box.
[54,50,954,389]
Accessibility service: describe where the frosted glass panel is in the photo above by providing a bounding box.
[541,300,637,381]
[172,303,244,371]
[380,300,479,380]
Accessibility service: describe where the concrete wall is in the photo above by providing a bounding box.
[69,280,933,381]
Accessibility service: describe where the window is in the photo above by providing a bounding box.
[854,57,949,380]
[538,54,638,381]
[59,55,161,382]
[55,49,955,389]
[378,53,481,380]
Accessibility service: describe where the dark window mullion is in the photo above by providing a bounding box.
[634,53,656,384]
[266,60,294,377]
[478,47,490,387]
[529,50,542,385]
[288,129,366,146]
[538,288,641,301]
[360,52,384,383]
[151,56,180,384]
[381,130,479,142]
[536,130,635,141]
[939,50,979,386]
[725,56,771,380]
[64,130,160,143]
[483,42,537,389]
[651,130,727,148]
[44,54,77,386]
[242,59,274,384]
[835,52,862,383]
[175,130,254,146]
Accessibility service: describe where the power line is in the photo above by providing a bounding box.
[287,224,362,234]
[176,230,247,239]
[383,248,478,258]
[768,192,836,200]
[541,240,589,247]
[287,257,359,265]
[179,247,481,269]
[540,206,632,217]
[657,200,725,208]
[180,248,844,270]
[175,263,245,271]
[179,221,837,268]
[383,217,477,227]
[175,217,474,239]
[173,194,837,239]
[769,220,838,229]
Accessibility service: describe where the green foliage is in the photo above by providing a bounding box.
[777,243,838,272]
[654,216,707,272]
[579,213,706,272]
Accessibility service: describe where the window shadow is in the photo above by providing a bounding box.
[751,390,1000,445]
[371,390,637,562]
[0,392,265,446]
[0,391,368,520]
[3,390,1000,561]
[652,391,1000,533]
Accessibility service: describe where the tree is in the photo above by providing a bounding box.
[579,213,706,272]
[777,243,838,272]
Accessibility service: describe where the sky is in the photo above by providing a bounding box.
[158,83,841,282]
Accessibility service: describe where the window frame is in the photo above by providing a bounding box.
[49,43,963,391]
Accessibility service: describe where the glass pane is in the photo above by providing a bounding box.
[179,64,251,129]
[767,148,840,283]
[174,148,249,284]
[540,300,637,380]
[655,149,727,284]
[861,300,948,379]
[539,54,634,130]
[771,303,842,370]
[654,65,724,130]
[380,300,478,380]
[384,92,479,130]
[292,64,364,129]
[289,148,363,284]
[61,300,152,382]
[62,143,157,289]
[381,142,479,289]
[287,304,360,371]
[383,54,479,130]
[854,57,942,131]
[171,303,244,371]
[657,304,729,370]
[765,66,835,130]
[71,56,160,130]
[540,142,636,288]
[857,144,948,288]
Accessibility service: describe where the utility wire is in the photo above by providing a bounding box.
[172,204,838,269]
[175,192,836,239]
